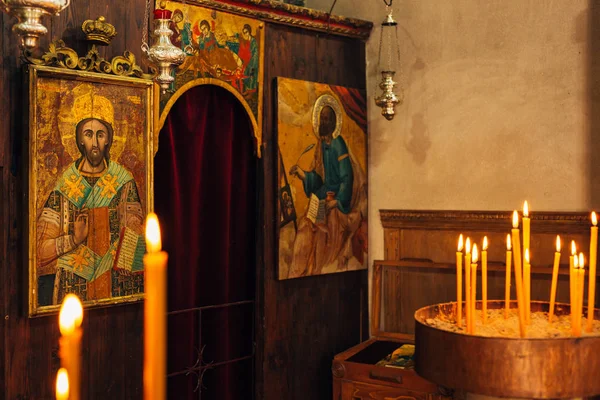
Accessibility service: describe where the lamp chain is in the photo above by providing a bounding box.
[377,19,384,70]
[387,7,393,72]
[374,0,402,120]
[395,21,402,79]
[141,0,151,51]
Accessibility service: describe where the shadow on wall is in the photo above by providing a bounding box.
[589,1,600,207]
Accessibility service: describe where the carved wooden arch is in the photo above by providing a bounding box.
[154,78,262,158]
[155,78,260,157]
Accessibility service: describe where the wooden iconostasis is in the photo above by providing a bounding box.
[0,1,371,399]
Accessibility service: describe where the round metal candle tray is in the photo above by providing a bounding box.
[414,300,600,399]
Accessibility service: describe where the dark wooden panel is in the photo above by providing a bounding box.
[0,12,5,168]
[377,209,600,337]
[383,228,400,261]
[1,1,148,399]
[0,166,5,398]
[382,210,595,268]
[259,23,368,400]
[381,209,594,233]
[0,11,6,397]
[377,261,574,336]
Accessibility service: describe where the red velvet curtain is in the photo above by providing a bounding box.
[330,85,367,134]
[154,85,256,399]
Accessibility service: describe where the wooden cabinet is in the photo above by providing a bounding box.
[341,381,435,400]
[332,338,451,400]
[332,257,453,400]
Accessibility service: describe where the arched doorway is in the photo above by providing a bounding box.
[154,84,257,399]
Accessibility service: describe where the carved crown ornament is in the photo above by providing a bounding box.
[81,16,118,45]
[22,16,153,80]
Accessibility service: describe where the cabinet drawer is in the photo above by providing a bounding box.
[341,380,440,400]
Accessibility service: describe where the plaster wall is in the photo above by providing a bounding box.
[306,0,594,263]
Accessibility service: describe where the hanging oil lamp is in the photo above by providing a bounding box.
[374,2,403,121]
[1,0,70,50]
[141,1,186,93]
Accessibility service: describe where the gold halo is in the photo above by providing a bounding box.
[57,83,125,161]
[312,93,343,139]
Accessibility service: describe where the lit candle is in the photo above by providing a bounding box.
[573,254,583,337]
[524,249,531,325]
[482,237,488,324]
[511,211,526,337]
[588,212,598,331]
[465,238,472,333]
[578,253,585,336]
[456,234,464,327]
[577,253,585,335]
[59,294,83,400]
[570,241,576,328]
[549,235,561,322]
[505,234,512,319]
[144,213,169,400]
[572,250,579,334]
[471,244,479,334]
[523,201,530,262]
[55,368,69,400]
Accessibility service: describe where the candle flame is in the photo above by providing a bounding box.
[579,252,585,268]
[525,248,530,263]
[523,201,529,217]
[571,240,577,256]
[574,254,579,268]
[458,234,464,252]
[593,211,598,226]
[512,210,519,228]
[472,244,479,263]
[506,234,511,250]
[59,294,83,336]
[556,235,561,252]
[483,236,488,251]
[145,213,162,253]
[466,237,471,254]
[56,368,69,400]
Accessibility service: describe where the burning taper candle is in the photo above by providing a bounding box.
[512,211,526,337]
[465,238,472,333]
[588,212,598,331]
[471,244,479,334]
[505,234,512,319]
[456,234,464,327]
[549,235,561,323]
[482,237,488,324]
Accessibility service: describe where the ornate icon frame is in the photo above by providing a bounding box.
[26,65,154,316]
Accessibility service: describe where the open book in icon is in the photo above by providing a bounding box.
[307,194,326,224]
